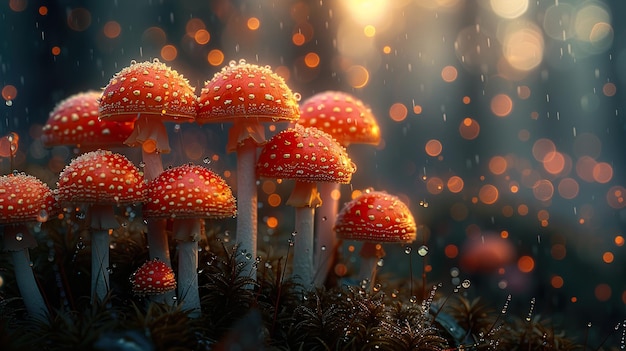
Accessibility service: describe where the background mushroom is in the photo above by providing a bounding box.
[41,91,134,152]
[99,59,197,280]
[0,173,56,320]
[196,59,300,280]
[297,91,381,287]
[256,124,355,291]
[143,163,236,316]
[333,190,416,288]
[57,150,146,302]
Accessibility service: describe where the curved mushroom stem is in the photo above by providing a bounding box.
[89,204,119,303]
[234,137,260,282]
[288,181,322,292]
[3,225,48,321]
[173,218,201,318]
[358,242,385,289]
[313,182,341,287]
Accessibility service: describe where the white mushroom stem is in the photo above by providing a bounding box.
[287,181,322,292]
[313,182,341,287]
[358,242,386,288]
[89,204,119,303]
[3,225,47,321]
[172,218,201,318]
[234,137,260,281]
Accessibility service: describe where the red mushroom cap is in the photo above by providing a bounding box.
[99,59,197,123]
[41,91,134,148]
[57,150,146,205]
[130,258,176,295]
[298,91,380,147]
[0,173,56,225]
[256,124,356,184]
[334,190,416,243]
[196,59,300,124]
[143,164,237,219]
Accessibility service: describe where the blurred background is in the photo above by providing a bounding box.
[1,0,625,344]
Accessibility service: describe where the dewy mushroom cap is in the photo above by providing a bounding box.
[0,173,56,225]
[143,164,237,219]
[298,91,380,147]
[196,59,300,123]
[256,124,356,184]
[99,59,197,123]
[334,190,417,243]
[41,91,134,148]
[57,150,147,205]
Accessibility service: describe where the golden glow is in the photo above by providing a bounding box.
[517,255,535,273]
[425,139,443,157]
[247,17,261,31]
[207,49,224,66]
[447,176,464,193]
[343,0,389,26]
[490,0,528,19]
[194,29,210,45]
[346,65,369,88]
[389,103,408,122]
[160,45,177,61]
[478,184,499,205]
[304,52,320,68]
[364,25,376,37]
[441,65,458,82]
[502,21,544,71]
[490,94,513,117]
[459,118,480,140]
[1,85,17,101]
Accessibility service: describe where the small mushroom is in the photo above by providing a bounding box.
[130,258,177,296]
[334,190,416,287]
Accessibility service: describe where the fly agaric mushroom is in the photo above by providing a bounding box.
[99,59,197,275]
[57,150,146,302]
[0,173,56,320]
[333,190,416,287]
[257,124,355,291]
[143,164,236,316]
[130,258,177,296]
[41,91,134,151]
[297,91,381,287]
[197,59,299,280]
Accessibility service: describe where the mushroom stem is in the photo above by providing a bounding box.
[125,114,171,154]
[288,181,322,292]
[142,147,165,183]
[234,138,259,281]
[3,225,48,321]
[172,218,201,317]
[358,242,385,288]
[313,182,340,287]
[89,204,118,303]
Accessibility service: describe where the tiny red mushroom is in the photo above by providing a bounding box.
[99,59,197,274]
[333,190,416,287]
[0,173,57,320]
[57,150,146,302]
[130,258,177,296]
[257,124,355,290]
[41,91,134,151]
[298,91,381,287]
[144,164,237,316]
[197,60,300,281]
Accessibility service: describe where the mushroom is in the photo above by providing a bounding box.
[333,190,416,287]
[297,91,381,287]
[130,258,177,296]
[197,59,300,280]
[41,91,134,151]
[0,173,57,320]
[256,124,356,291]
[143,164,236,316]
[57,150,146,302]
[99,59,197,277]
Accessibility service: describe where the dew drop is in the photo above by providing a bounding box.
[417,245,429,256]
[376,258,384,267]
[15,233,23,241]
[203,157,211,164]
[5,100,12,107]
[320,245,327,251]
[372,283,382,292]
[321,216,327,221]
[404,246,412,254]
[461,279,471,288]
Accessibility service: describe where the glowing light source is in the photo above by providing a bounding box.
[490,0,528,19]
[345,65,369,88]
[207,49,224,66]
[502,21,544,71]
[247,17,261,31]
[103,21,122,39]
[389,103,408,122]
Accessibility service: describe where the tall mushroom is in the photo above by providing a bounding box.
[256,124,355,291]
[41,91,134,151]
[0,173,56,320]
[297,91,381,286]
[57,150,146,302]
[143,164,236,316]
[99,59,197,278]
[197,59,300,279]
[333,190,416,287]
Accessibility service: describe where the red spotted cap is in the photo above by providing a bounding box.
[298,91,380,147]
[197,59,300,123]
[130,258,176,295]
[99,59,197,122]
[143,164,237,219]
[41,91,134,148]
[0,173,56,225]
[334,190,416,243]
[256,124,356,184]
[57,150,146,205]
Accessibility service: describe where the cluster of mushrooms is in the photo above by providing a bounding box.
[1,58,418,321]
